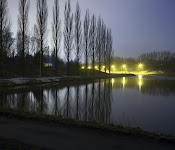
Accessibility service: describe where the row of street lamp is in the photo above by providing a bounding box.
[81,63,144,71]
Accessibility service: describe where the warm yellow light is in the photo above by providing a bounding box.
[138,75,142,80]
[111,78,115,87]
[122,64,126,69]
[138,63,143,68]
[88,66,91,69]
[122,77,126,89]
[103,65,105,68]
[138,80,143,91]
[138,75,143,91]
[95,66,98,69]
[111,65,115,69]
[81,66,85,69]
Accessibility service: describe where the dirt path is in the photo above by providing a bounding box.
[0,117,175,150]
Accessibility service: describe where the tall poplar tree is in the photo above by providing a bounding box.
[36,0,48,76]
[64,0,73,76]
[52,0,61,75]
[18,0,30,75]
[74,2,82,75]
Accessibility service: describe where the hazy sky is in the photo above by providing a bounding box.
[8,0,175,58]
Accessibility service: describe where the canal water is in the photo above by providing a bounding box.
[0,75,175,134]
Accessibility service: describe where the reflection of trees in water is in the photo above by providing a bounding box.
[88,82,96,121]
[31,87,48,114]
[74,82,82,120]
[0,80,113,124]
[94,79,112,123]
[50,87,61,116]
[62,86,72,118]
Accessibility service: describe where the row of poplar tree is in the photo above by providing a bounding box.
[0,0,113,77]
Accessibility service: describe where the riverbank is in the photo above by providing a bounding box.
[0,109,175,150]
[0,74,135,87]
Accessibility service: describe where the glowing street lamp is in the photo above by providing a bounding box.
[138,63,143,69]
[111,65,115,73]
[138,63,143,73]
[88,66,92,69]
[122,64,127,73]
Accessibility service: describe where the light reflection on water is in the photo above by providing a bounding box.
[0,76,175,134]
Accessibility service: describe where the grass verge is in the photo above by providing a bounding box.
[0,108,175,144]
[0,138,44,150]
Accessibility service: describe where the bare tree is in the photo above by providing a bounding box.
[18,0,30,74]
[89,14,96,74]
[64,0,73,76]
[84,9,90,74]
[36,0,48,76]
[101,21,107,73]
[3,22,14,58]
[74,1,82,75]
[106,28,113,74]
[52,0,61,76]
[30,24,39,56]
[96,16,102,73]
[0,0,8,76]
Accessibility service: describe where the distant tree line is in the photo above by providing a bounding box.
[138,51,175,72]
[113,51,175,73]
[0,0,113,77]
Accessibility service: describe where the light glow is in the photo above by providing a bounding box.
[88,66,91,69]
[122,77,126,89]
[111,78,115,87]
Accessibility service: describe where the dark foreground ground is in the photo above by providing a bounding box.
[0,117,175,150]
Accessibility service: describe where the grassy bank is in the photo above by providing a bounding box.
[0,73,135,87]
[0,108,175,144]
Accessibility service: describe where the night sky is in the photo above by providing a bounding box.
[8,0,175,58]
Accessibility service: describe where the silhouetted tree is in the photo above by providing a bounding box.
[83,10,90,74]
[101,21,107,73]
[96,16,102,73]
[52,0,61,76]
[64,0,73,76]
[0,0,9,76]
[106,28,113,74]
[74,2,82,75]
[30,24,39,56]
[17,0,30,74]
[89,14,96,74]
[3,23,14,58]
[36,0,48,76]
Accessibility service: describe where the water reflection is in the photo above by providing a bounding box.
[1,76,175,134]
[110,76,175,96]
[138,75,143,91]
[122,77,126,89]
[0,79,113,124]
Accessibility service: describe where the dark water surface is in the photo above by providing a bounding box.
[1,76,175,134]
